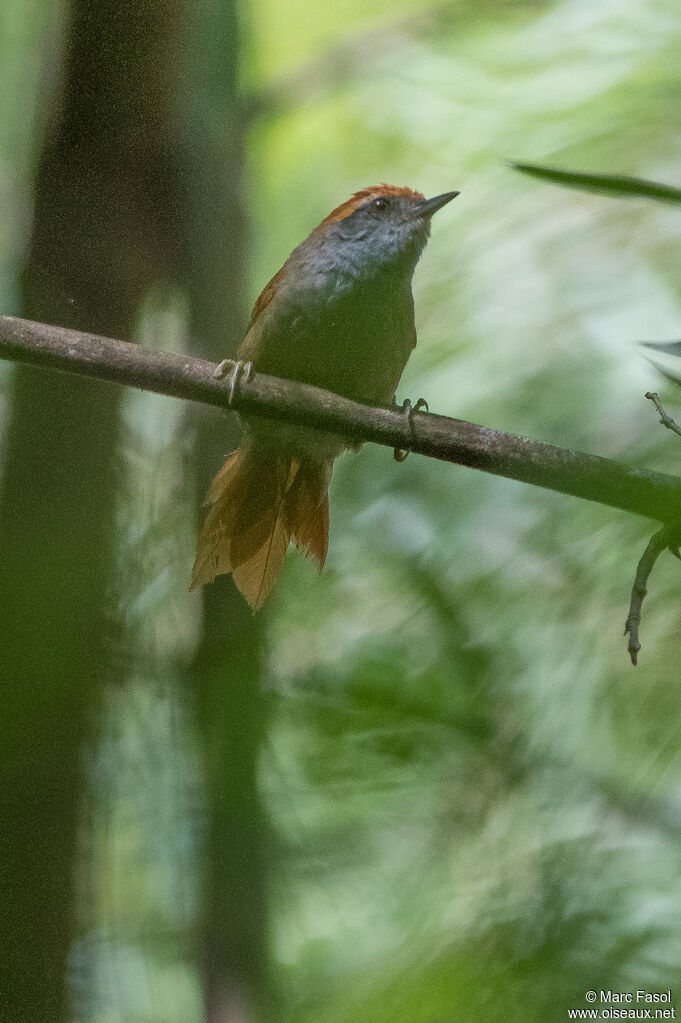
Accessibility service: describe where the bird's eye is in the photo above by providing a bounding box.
[372,197,389,212]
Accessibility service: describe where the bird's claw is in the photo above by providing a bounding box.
[393,397,429,462]
[213,359,254,405]
[213,357,235,380]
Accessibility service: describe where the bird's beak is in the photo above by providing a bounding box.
[413,190,460,218]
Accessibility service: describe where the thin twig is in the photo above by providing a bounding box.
[2,314,681,525]
[624,523,681,665]
[645,391,681,438]
[623,393,681,663]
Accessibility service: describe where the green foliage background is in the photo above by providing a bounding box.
[2,0,681,1020]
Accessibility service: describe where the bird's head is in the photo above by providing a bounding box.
[309,184,460,279]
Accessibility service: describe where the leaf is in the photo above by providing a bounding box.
[639,341,681,388]
[640,340,681,357]
[510,161,681,206]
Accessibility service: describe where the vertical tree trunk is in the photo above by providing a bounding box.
[0,3,186,1020]
[180,5,270,1020]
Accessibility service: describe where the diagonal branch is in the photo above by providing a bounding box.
[2,313,681,525]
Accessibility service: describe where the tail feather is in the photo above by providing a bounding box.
[191,445,331,609]
[204,450,240,506]
[230,451,288,534]
[285,462,331,569]
[232,515,289,612]
[229,506,285,571]
[295,494,329,568]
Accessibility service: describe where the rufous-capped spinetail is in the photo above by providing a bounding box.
[191,184,459,609]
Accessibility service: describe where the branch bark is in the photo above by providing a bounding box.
[2,312,681,524]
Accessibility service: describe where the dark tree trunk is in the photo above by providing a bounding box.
[180,5,270,1021]
[0,3,187,1020]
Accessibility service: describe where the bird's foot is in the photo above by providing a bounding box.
[213,359,254,404]
[393,397,429,462]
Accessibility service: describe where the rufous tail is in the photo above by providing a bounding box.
[190,446,331,611]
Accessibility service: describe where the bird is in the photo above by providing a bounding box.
[191,183,459,610]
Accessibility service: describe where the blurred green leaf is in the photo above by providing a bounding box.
[511,161,681,205]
